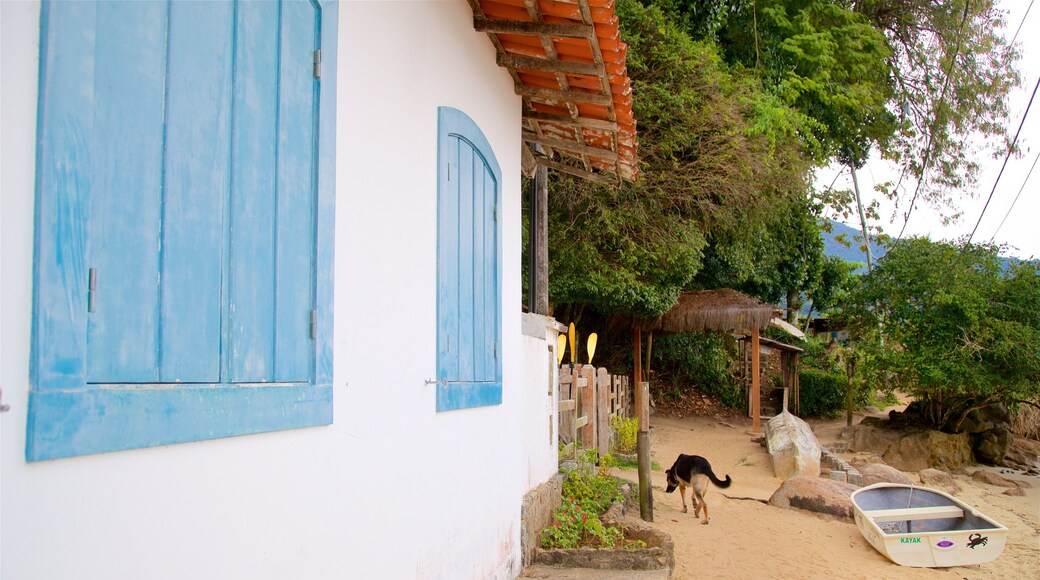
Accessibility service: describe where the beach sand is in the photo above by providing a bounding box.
[613,409,1040,580]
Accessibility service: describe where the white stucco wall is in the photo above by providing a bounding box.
[0,1,545,579]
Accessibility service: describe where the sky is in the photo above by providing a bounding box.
[819,0,1039,260]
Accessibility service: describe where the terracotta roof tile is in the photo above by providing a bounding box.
[469,0,639,184]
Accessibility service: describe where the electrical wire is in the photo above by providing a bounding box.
[967,74,1040,243]
[1010,0,1035,47]
[988,147,1039,243]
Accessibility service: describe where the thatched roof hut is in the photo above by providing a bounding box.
[648,289,777,334]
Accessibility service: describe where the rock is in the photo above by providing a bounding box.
[765,411,821,480]
[845,425,973,471]
[972,428,1011,465]
[1003,435,1040,470]
[955,404,1011,434]
[971,469,1017,488]
[1004,487,1026,497]
[858,463,914,486]
[768,476,858,521]
[919,468,958,491]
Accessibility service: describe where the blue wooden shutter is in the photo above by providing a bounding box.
[436,108,502,411]
[75,0,317,385]
[28,0,330,461]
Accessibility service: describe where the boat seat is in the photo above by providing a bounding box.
[862,506,965,522]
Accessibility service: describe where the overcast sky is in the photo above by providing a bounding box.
[820,0,1039,260]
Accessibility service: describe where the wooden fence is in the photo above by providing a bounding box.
[558,364,632,455]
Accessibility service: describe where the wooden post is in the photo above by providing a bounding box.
[847,357,856,427]
[637,428,653,522]
[596,367,611,454]
[581,365,596,447]
[751,326,761,432]
[633,325,653,521]
[633,326,643,418]
[533,163,549,315]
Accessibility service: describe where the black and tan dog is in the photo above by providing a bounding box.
[664,454,732,524]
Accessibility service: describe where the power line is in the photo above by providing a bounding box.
[896,0,972,240]
[967,73,1040,243]
[1010,0,1035,47]
[989,147,1039,243]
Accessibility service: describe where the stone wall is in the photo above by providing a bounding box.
[520,473,564,565]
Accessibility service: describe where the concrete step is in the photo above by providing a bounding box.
[520,566,671,579]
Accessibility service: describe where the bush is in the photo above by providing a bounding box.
[798,369,847,418]
[542,450,625,549]
[611,415,638,454]
[652,334,742,407]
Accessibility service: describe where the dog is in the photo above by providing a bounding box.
[664,454,732,525]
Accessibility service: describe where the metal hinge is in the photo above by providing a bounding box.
[313,50,321,79]
[309,309,317,339]
[88,268,97,313]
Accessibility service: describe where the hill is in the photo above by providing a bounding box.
[821,219,886,273]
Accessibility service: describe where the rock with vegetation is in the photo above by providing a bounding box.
[765,411,821,480]
[768,476,857,521]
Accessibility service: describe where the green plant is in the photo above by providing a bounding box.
[613,457,661,471]
[611,415,638,455]
[541,496,623,549]
[799,369,847,418]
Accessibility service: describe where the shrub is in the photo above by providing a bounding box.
[652,334,742,407]
[611,415,638,454]
[798,369,847,418]
[542,450,625,549]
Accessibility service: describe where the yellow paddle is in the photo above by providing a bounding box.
[556,334,567,365]
[568,323,576,365]
[587,333,598,365]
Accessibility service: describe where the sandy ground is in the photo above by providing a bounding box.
[611,409,1040,580]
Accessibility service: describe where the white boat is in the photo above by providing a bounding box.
[850,482,1008,568]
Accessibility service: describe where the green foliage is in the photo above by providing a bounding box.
[541,496,623,549]
[841,238,1040,428]
[542,451,626,549]
[611,415,639,455]
[652,334,742,407]
[798,369,848,418]
[548,0,809,317]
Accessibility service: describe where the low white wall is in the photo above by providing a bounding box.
[0,1,550,578]
[520,313,564,489]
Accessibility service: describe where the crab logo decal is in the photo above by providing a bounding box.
[967,533,989,549]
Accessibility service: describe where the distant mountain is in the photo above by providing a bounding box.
[821,219,886,273]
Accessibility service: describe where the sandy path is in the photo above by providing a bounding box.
[612,412,1040,580]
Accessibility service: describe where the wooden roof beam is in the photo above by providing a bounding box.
[537,157,619,186]
[524,111,618,132]
[524,133,618,162]
[474,17,594,38]
[497,54,603,77]
[517,86,612,106]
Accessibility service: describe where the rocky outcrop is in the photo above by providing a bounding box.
[768,476,858,521]
[858,463,913,486]
[1004,435,1040,474]
[843,424,972,471]
[765,411,821,480]
[972,428,1011,465]
[971,470,1018,488]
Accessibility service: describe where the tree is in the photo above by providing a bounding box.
[547,0,809,318]
[841,238,1040,429]
[854,0,1020,222]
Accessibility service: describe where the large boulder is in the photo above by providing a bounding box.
[1004,435,1040,472]
[919,468,959,491]
[768,476,858,521]
[858,463,913,486]
[765,411,821,480]
[843,425,973,471]
[972,428,1011,465]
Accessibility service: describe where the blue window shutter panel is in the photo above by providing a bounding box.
[229,1,280,382]
[85,2,169,383]
[160,2,233,382]
[436,107,502,411]
[31,0,95,392]
[274,0,320,382]
[28,0,332,461]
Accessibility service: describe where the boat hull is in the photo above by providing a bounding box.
[851,483,1008,568]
